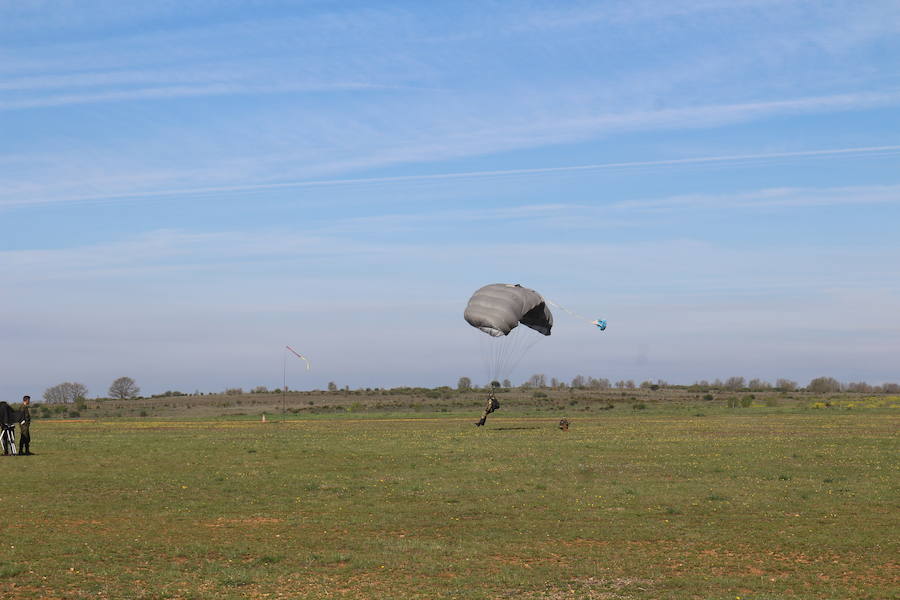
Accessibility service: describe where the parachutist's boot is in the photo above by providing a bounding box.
[475,417,486,427]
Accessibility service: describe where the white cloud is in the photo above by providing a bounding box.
[610,183,900,211]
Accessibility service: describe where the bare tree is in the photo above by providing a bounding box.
[43,382,89,404]
[456,377,472,391]
[747,378,771,391]
[775,378,797,391]
[625,380,636,389]
[527,373,546,388]
[589,377,610,390]
[724,376,745,391]
[109,377,140,400]
[808,377,842,393]
[327,381,338,392]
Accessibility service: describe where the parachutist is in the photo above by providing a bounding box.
[475,390,500,427]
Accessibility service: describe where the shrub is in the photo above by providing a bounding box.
[632,403,646,410]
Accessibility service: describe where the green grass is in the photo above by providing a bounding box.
[3,407,897,599]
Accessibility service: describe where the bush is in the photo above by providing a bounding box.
[632,403,646,410]
[532,391,548,399]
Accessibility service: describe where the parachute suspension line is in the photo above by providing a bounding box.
[497,326,542,384]
[545,299,607,330]
[477,326,543,385]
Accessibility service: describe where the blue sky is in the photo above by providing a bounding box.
[2,0,899,398]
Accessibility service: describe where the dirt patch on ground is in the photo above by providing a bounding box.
[204,516,283,527]
[516,576,655,599]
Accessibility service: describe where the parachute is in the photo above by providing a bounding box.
[464,283,553,338]
[0,402,23,426]
[0,401,23,455]
[464,284,607,383]
[464,284,553,383]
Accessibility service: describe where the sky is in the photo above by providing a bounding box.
[2,0,899,399]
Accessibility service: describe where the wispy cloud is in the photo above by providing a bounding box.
[3,144,897,209]
[610,183,900,212]
[509,0,797,32]
[0,80,391,111]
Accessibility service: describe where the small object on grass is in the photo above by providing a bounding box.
[559,418,570,431]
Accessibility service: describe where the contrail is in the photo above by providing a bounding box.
[8,144,900,206]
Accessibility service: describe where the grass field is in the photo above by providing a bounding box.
[1,403,897,599]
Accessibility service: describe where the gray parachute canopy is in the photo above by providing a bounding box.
[464,284,553,337]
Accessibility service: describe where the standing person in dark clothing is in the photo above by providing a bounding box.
[18,396,31,455]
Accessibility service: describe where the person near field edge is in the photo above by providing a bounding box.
[18,395,31,455]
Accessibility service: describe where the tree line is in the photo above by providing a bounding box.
[42,376,141,403]
[457,375,900,393]
[35,373,899,403]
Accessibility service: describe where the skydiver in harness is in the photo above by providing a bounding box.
[475,387,500,427]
